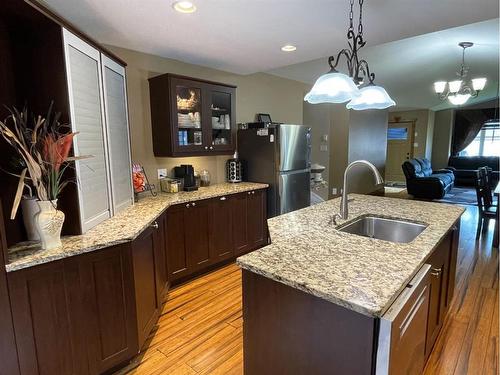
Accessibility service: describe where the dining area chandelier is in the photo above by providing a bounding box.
[304,0,395,110]
[433,42,487,106]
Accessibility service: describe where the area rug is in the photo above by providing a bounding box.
[434,187,478,205]
[384,186,480,206]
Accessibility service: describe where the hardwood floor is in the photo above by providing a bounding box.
[119,204,498,375]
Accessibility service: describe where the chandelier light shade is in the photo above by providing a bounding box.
[448,94,471,106]
[304,72,360,104]
[434,81,447,94]
[304,0,395,110]
[472,78,487,91]
[346,85,396,110]
[433,42,487,106]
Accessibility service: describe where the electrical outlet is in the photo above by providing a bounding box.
[320,144,328,152]
[332,187,337,195]
[157,168,167,179]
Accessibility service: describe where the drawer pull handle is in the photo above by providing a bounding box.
[151,221,159,229]
[186,203,190,208]
[252,191,255,194]
[204,146,208,150]
[209,146,213,150]
[248,191,251,195]
[192,202,196,206]
[220,196,227,201]
[431,267,442,276]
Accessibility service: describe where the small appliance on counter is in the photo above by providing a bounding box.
[226,151,242,183]
[311,163,326,182]
[174,164,198,191]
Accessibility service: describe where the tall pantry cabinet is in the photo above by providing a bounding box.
[63,29,133,232]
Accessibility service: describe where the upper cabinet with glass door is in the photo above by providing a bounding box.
[209,85,236,153]
[149,74,236,157]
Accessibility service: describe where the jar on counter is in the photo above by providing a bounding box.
[200,170,211,187]
[160,177,181,193]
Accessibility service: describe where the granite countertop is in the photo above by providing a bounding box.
[237,194,464,318]
[6,182,267,272]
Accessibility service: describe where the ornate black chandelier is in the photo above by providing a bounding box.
[304,0,395,110]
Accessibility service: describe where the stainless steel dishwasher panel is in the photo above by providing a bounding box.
[376,264,431,375]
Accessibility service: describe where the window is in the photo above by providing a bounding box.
[387,127,408,140]
[460,121,500,157]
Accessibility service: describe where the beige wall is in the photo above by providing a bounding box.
[348,110,388,194]
[106,45,309,185]
[388,109,435,159]
[304,103,387,198]
[431,109,454,169]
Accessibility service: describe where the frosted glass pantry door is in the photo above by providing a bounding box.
[63,29,112,232]
[102,56,133,213]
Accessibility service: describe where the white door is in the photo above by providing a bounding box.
[101,56,133,213]
[385,121,414,183]
[63,29,112,232]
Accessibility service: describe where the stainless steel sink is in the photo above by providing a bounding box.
[337,215,427,243]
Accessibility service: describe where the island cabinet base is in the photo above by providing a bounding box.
[242,270,377,375]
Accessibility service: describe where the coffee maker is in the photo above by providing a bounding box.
[174,164,198,191]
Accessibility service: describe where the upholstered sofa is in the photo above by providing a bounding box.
[402,158,455,199]
[447,156,499,187]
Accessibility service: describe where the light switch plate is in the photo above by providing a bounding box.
[157,168,167,179]
[320,144,328,152]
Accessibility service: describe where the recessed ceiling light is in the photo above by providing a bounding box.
[172,1,197,13]
[281,45,297,52]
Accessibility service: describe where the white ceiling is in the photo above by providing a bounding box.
[269,19,500,111]
[42,0,499,76]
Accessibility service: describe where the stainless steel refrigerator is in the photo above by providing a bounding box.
[238,124,311,218]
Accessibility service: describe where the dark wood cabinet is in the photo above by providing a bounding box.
[166,205,190,281]
[185,201,212,270]
[232,190,267,256]
[8,261,88,375]
[131,222,164,349]
[247,189,267,249]
[232,192,249,256]
[425,227,454,359]
[165,200,211,282]
[79,245,138,374]
[209,195,234,262]
[154,215,169,299]
[148,73,236,157]
[8,244,140,375]
[166,189,268,283]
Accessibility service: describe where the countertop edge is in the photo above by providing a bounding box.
[237,197,464,318]
[6,182,268,273]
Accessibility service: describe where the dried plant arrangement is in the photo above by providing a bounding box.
[0,103,87,219]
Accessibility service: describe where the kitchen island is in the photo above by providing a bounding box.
[237,194,464,375]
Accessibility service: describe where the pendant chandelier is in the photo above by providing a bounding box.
[433,42,487,106]
[304,0,395,110]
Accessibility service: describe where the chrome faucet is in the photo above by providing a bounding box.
[338,160,384,220]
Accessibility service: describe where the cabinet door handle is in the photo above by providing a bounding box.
[251,191,255,194]
[247,191,251,195]
[204,146,208,150]
[431,267,442,276]
[150,221,159,229]
[220,196,226,201]
[209,146,213,150]
[186,203,190,208]
[191,202,196,206]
